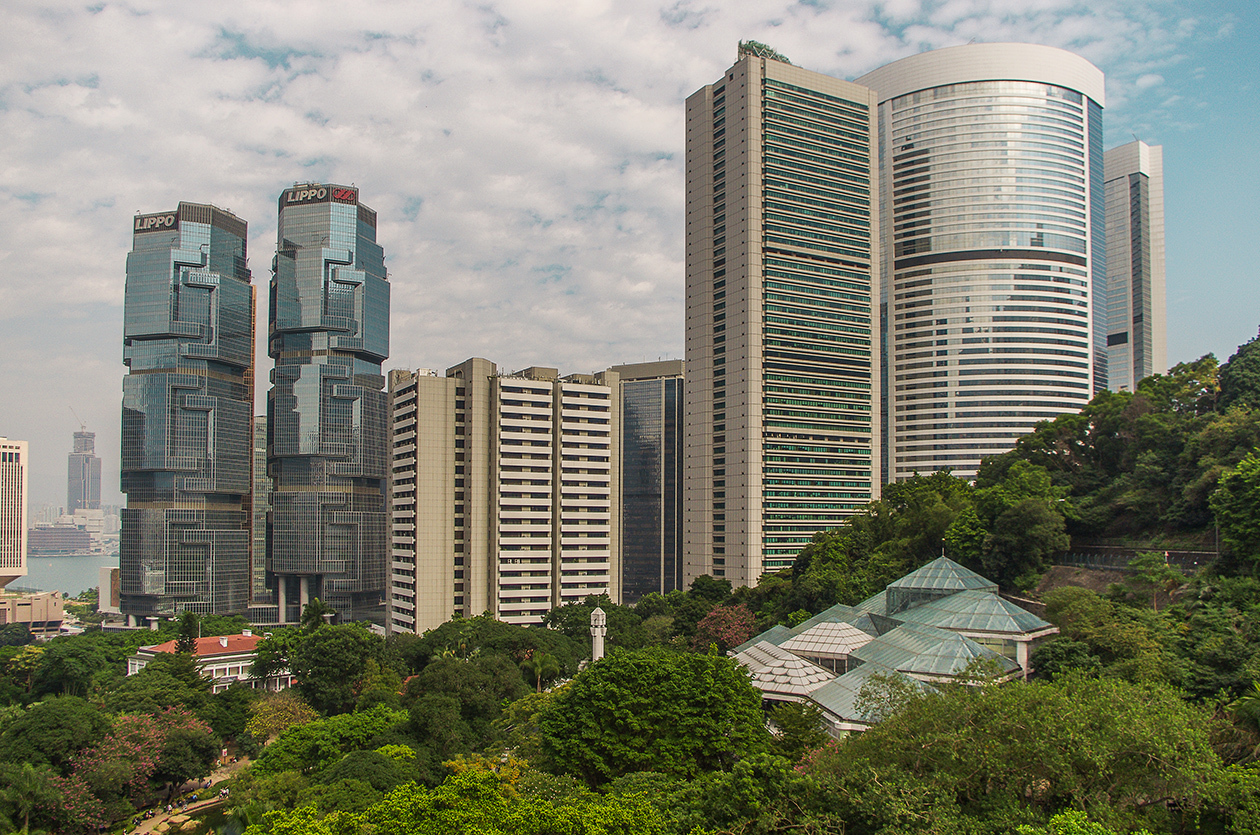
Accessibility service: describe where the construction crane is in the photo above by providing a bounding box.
[69,406,86,432]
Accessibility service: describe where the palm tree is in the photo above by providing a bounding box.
[2,763,58,834]
[1229,681,1260,733]
[300,598,337,631]
[520,652,560,693]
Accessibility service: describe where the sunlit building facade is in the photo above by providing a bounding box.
[857,44,1106,482]
[387,362,618,633]
[684,46,881,588]
[268,183,390,624]
[0,438,28,590]
[120,203,254,618]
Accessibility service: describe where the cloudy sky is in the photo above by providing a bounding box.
[2,0,1257,510]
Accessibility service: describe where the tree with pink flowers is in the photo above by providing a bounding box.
[691,604,757,653]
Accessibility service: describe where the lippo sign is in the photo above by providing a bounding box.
[282,185,358,206]
[134,212,178,233]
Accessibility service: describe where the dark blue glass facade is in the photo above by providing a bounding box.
[619,374,683,602]
[268,184,390,624]
[120,203,254,617]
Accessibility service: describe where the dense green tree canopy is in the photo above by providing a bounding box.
[289,624,382,715]
[538,648,768,786]
[0,696,111,774]
[810,674,1222,833]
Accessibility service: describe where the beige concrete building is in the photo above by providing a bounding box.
[0,590,63,638]
[684,45,881,589]
[1104,140,1167,391]
[0,438,28,590]
[388,360,619,633]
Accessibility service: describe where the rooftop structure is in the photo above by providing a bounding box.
[732,557,1055,736]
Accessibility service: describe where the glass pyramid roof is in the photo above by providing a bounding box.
[887,557,999,595]
[851,622,1020,678]
[892,589,1053,635]
[808,662,935,725]
[732,624,795,655]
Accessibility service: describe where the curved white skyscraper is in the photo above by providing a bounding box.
[858,44,1105,481]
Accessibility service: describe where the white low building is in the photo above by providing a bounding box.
[127,630,294,693]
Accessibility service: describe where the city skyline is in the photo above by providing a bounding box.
[2,0,1257,509]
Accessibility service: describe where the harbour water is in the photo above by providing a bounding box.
[13,553,119,597]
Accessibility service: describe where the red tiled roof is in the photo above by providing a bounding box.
[147,634,263,657]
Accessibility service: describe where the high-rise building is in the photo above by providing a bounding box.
[268,183,390,624]
[684,44,881,588]
[387,361,618,633]
[857,43,1106,482]
[121,203,254,618]
[68,431,101,512]
[0,438,28,590]
[610,360,684,603]
[251,415,270,601]
[1104,140,1166,391]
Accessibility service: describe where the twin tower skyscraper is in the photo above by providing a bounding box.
[120,185,389,623]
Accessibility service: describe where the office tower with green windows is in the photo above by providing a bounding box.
[120,203,254,619]
[683,44,880,588]
[268,184,390,624]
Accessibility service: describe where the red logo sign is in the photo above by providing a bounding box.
[331,188,357,203]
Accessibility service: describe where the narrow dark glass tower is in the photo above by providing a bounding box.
[68,430,101,512]
[268,183,390,624]
[120,203,254,618]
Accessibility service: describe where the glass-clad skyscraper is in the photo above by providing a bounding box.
[611,361,683,603]
[1105,140,1166,391]
[857,44,1106,482]
[68,430,101,512]
[268,183,390,624]
[684,45,880,587]
[121,203,254,618]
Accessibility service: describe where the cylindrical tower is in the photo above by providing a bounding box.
[858,44,1105,482]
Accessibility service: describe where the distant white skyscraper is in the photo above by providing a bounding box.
[0,438,28,589]
[857,43,1106,482]
[1104,140,1167,390]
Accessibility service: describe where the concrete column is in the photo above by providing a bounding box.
[299,576,310,611]
[1017,640,1030,679]
[590,607,607,661]
[277,576,287,624]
